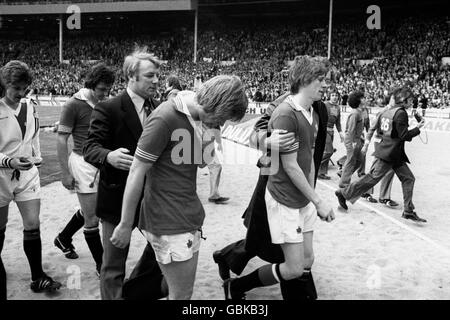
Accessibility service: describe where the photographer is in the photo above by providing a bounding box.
[335,86,427,223]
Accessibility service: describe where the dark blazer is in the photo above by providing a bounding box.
[243,96,329,263]
[389,108,420,164]
[83,91,160,225]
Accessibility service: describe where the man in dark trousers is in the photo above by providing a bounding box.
[213,58,332,300]
[338,91,376,202]
[318,89,344,180]
[335,86,426,222]
[83,47,167,300]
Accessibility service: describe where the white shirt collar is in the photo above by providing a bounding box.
[0,99,24,116]
[174,91,195,116]
[286,95,314,125]
[127,87,145,112]
[75,88,96,108]
[173,91,208,141]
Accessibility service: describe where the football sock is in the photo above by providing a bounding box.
[23,229,44,281]
[59,209,84,241]
[83,226,103,267]
[232,263,282,294]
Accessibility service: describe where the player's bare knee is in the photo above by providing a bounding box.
[84,215,99,228]
[282,263,304,280]
[22,218,40,230]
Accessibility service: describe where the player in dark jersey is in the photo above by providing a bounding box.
[54,63,115,275]
[222,56,335,300]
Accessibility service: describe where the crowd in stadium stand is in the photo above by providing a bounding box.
[1,15,449,108]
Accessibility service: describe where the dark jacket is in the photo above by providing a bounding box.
[243,94,329,263]
[373,107,420,165]
[83,91,160,225]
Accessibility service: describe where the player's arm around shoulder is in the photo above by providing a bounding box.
[249,97,282,148]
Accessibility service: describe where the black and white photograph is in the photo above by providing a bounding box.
[0,0,449,305]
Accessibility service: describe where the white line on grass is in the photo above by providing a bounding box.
[40,171,61,181]
[222,138,450,258]
[319,180,450,258]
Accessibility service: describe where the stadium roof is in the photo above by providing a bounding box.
[0,0,448,17]
[0,0,194,14]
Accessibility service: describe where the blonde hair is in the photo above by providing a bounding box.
[196,75,248,123]
[123,46,161,82]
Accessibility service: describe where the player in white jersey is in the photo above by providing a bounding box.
[0,60,61,294]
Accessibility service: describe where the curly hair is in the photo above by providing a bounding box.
[348,91,365,109]
[0,60,33,88]
[84,63,115,90]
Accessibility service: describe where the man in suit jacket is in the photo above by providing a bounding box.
[83,47,166,300]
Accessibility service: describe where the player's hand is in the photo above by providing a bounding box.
[30,156,43,168]
[110,223,132,249]
[266,130,296,152]
[417,118,425,129]
[339,132,344,143]
[315,200,335,223]
[61,173,78,191]
[10,157,34,171]
[217,142,223,153]
[107,148,134,171]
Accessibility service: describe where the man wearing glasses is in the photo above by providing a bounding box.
[54,63,115,276]
[335,86,427,223]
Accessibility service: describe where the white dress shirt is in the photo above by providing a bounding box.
[126,87,146,126]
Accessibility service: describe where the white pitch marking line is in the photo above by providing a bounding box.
[40,171,61,180]
[224,138,450,258]
[319,180,450,258]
